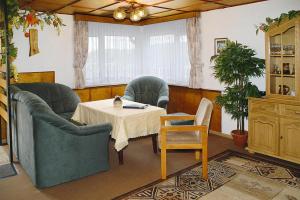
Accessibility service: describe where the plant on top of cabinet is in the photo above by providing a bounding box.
[211,40,265,147]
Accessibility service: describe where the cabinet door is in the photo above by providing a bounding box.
[248,114,279,155]
[280,118,300,163]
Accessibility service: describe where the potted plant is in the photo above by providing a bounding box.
[211,40,265,147]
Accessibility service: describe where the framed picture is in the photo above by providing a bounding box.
[214,38,227,55]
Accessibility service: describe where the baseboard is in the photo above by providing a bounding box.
[210,130,232,140]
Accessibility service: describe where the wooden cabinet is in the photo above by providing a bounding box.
[248,16,300,164]
[248,114,279,156]
[280,118,300,163]
[249,98,300,164]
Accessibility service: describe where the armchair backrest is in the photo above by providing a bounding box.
[195,98,213,131]
[124,76,169,107]
[11,83,80,115]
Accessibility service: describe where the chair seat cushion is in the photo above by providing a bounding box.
[169,113,194,126]
[158,131,200,148]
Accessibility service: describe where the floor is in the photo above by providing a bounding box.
[0,134,244,200]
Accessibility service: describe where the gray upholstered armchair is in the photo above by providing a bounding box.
[123,76,169,109]
[11,83,112,188]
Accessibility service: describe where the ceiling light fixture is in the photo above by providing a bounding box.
[113,2,148,22]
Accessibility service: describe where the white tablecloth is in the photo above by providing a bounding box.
[72,99,166,151]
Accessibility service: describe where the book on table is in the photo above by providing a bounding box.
[123,103,149,109]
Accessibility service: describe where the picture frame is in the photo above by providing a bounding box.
[214,38,227,55]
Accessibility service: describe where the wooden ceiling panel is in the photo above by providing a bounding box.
[19,0,266,25]
[72,0,116,9]
[181,2,224,12]
[100,2,128,11]
[158,0,203,10]
[136,0,174,6]
[147,6,169,15]
[150,10,183,17]
[221,0,264,6]
[58,6,93,14]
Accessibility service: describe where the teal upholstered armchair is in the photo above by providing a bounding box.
[123,76,169,109]
[11,83,112,188]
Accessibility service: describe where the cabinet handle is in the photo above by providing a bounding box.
[295,111,300,115]
[280,136,283,139]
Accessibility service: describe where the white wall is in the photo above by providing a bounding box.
[13,15,74,87]
[199,0,300,134]
[13,0,300,133]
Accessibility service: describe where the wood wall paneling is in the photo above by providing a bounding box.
[90,87,112,101]
[111,85,126,97]
[74,88,90,102]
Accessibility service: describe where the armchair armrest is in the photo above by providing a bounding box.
[157,95,169,108]
[33,112,112,136]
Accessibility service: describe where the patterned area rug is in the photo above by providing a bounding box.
[114,150,300,200]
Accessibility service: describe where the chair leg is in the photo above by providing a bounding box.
[195,150,200,161]
[151,134,158,154]
[161,148,167,179]
[202,148,208,180]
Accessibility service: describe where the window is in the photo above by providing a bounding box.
[85,20,190,86]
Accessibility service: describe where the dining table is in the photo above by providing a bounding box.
[72,98,166,164]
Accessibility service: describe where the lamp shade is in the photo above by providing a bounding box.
[135,7,147,18]
[113,8,126,20]
[130,11,141,22]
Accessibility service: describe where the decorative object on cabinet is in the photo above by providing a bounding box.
[211,40,265,147]
[249,15,300,164]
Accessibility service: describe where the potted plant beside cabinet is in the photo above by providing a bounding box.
[211,40,265,147]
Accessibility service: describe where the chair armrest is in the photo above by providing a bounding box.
[157,96,169,108]
[122,95,134,102]
[160,115,196,125]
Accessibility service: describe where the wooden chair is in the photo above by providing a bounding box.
[159,98,213,180]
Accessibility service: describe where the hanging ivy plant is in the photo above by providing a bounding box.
[256,10,300,34]
[4,0,65,81]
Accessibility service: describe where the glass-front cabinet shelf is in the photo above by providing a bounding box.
[266,18,299,99]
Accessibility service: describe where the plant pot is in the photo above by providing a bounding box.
[231,130,248,148]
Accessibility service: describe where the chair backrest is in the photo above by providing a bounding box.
[124,76,169,106]
[195,98,213,132]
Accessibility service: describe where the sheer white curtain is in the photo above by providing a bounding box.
[141,20,190,86]
[85,20,190,86]
[85,22,141,86]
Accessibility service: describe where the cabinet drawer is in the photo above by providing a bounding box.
[281,104,300,118]
[250,101,279,114]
